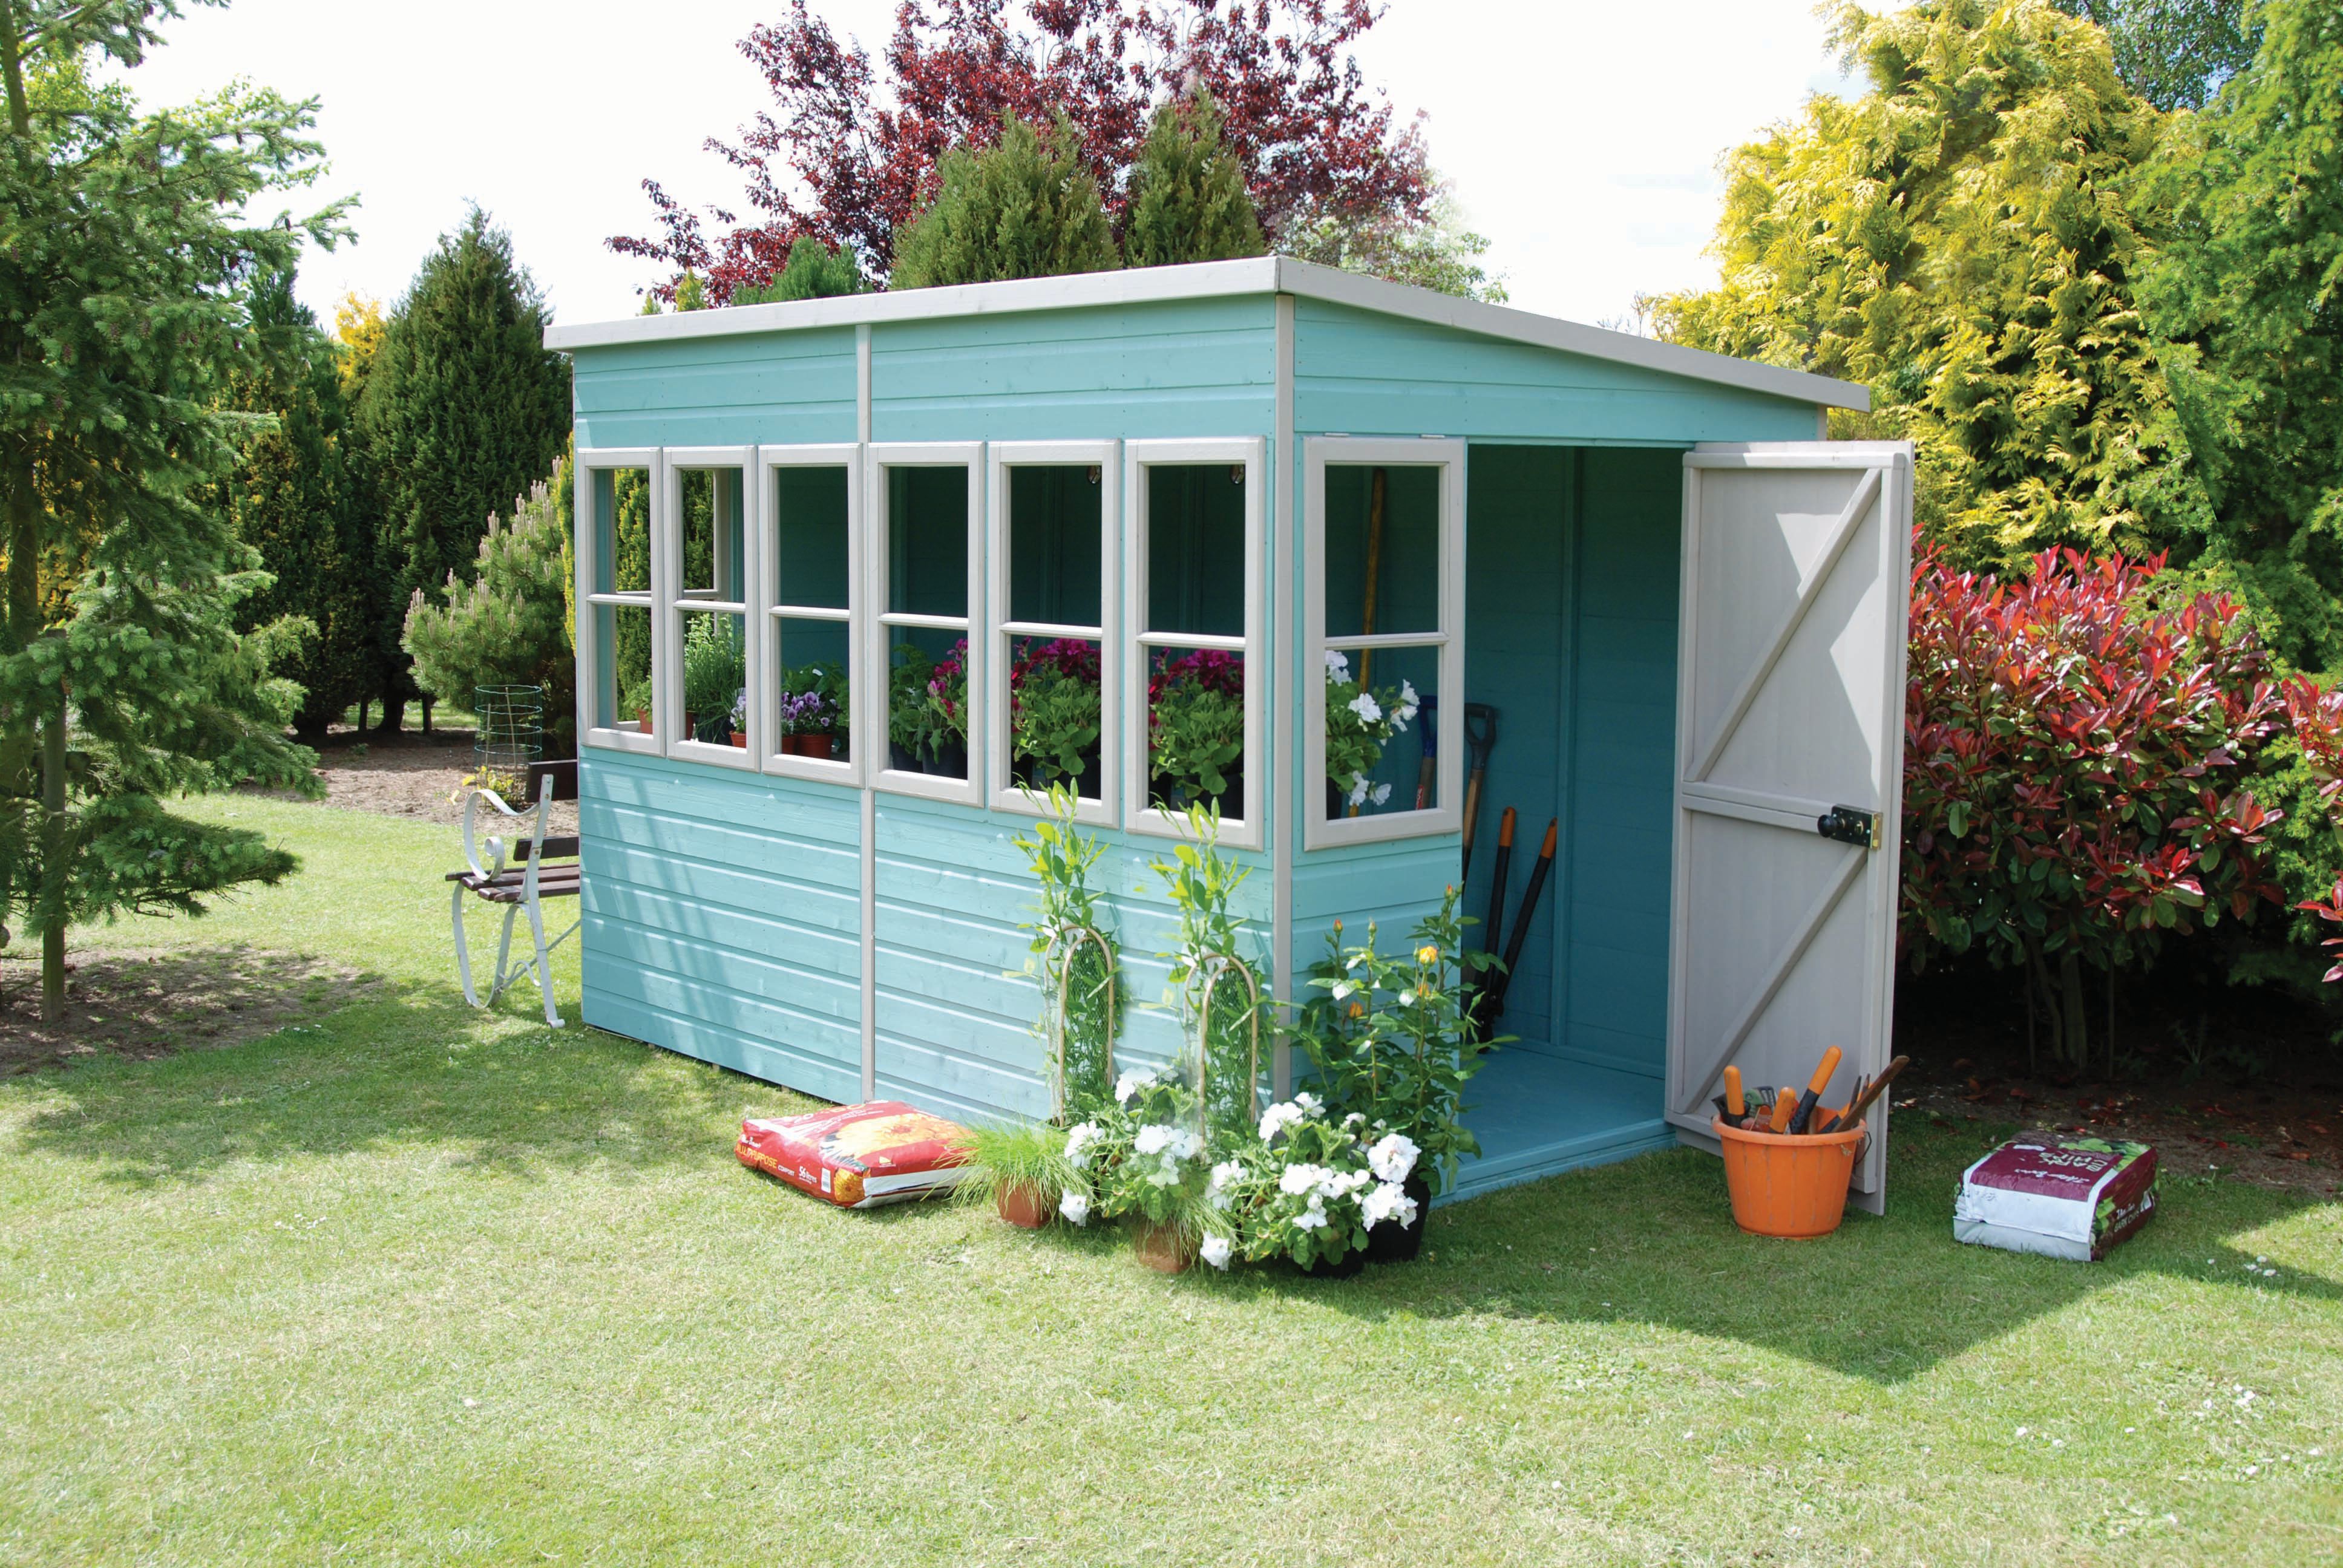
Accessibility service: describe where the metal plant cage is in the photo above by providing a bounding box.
[474,685,544,800]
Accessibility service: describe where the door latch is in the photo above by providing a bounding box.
[1816,805,1879,849]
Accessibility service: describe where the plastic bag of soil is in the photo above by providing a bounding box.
[736,1100,970,1209]
[1953,1131,2158,1262]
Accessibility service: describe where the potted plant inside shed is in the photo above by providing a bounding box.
[1149,649,1245,814]
[925,638,971,776]
[888,643,935,771]
[623,675,654,733]
[1322,650,1415,818]
[1010,638,1103,791]
[683,616,747,745]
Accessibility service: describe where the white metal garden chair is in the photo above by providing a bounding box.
[446,771,579,1027]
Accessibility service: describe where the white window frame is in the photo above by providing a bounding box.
[868,443,986,806]
[759,443,863,786]
[986,440,1120,825]
[1123,437,1266,851]
[577,446,663,757]
[1303,437,1466,849]
[661,445,761,772]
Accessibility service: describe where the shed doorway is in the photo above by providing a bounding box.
[1454,445,1686,1193]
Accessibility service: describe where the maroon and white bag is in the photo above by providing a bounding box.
[1953,1132,2158,1262]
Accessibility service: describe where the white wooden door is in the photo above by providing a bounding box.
[1666,442,1913,1211]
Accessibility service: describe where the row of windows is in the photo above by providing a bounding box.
[574,437,1462,849]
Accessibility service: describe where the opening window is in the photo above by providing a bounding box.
[579,450,659,752]
[1126,440,1262,846]
[764,448,859,780]
[989,445,1117,820]
[872,448,982,804]
[666,452,755,766]
[1305,439,1464,848]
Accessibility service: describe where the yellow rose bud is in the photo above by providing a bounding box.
[1346,1000,1366,1019]
[1417,945,1440,965]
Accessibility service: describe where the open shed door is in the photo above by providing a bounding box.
[1666,442,1913,1211]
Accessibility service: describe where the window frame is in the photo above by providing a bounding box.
[661,445,761,771]
[986,440,1121,825]
[868,442,986,807]
[1303,436,1466,850]
[576,445,664,757]
[758,443,863,786]
[1122,437,1267,851]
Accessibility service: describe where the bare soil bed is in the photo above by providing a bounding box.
[247,725,578,835]
[1,945,375,1075]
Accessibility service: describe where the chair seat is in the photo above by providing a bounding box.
[447,865,583,904]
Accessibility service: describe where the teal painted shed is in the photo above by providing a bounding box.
[548,256,1916,1206]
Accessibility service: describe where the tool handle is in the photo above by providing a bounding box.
[1786,1045,1843,1135]
[1461,769,1486,877]
[1767,1091,1796,1134]
[1823,1056,1908,1134]
[1723,1065,1745,1119]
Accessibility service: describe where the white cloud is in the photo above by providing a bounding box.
[108,0,1866,331]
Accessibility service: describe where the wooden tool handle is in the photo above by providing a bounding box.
[1786,1045,1844,1135]
[1723,1065,1745,1119]
[1823,1056,1908,1135]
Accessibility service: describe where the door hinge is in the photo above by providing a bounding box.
[1817,805,1879,849]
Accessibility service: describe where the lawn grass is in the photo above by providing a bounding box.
[2,795,2339,1566]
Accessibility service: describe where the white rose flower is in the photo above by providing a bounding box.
[1200,1233,1234,1270]
[1368,1132,1420,1185]
[1279,1163,1326,1197]
[1348,691,1382,725]
[1059,1190,1089,1226]
[1324,649,1351,681]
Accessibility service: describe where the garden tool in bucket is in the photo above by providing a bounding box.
[1713,1116,1867,1238]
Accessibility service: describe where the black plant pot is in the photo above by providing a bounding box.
[931,739,968,780]
[1327,780,1347,822]
[890,742,920,774]
[1297,1244,1368,1279]
[1365,1175,1434,1264]
[1210,766,1245,821]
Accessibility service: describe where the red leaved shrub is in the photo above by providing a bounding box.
[1901,544,2290,1069]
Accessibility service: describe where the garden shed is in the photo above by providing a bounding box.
[549,256,1915,1207]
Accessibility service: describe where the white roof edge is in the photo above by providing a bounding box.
[544,253,1869,413]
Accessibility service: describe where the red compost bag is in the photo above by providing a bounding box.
[1953,1132,2158,1262]
[735,1100,970,1209]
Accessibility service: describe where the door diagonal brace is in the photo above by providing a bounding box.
[1687,465,1883,785]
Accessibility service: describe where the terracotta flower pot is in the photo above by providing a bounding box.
[635,708,652,733]
[995,1180,1051,1229]
[729,730,748,749]
[1132,1218,1197,1275]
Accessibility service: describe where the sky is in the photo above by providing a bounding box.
[111,0,1869,332]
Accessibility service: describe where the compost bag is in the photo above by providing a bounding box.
[1953,1132,2158,1262]
[736,1101,970,1209]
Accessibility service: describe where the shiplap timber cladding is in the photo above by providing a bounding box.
[558,258,1899,1203]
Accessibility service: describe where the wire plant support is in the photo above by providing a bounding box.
[1192,952,1264,1135]
[474,684,545,800]
[1048,924,1119,1123]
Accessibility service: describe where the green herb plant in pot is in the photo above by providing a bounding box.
[888,643,936,771]
[1149,649,1244,814]
[683,615,747,743]
[621,675,654,733]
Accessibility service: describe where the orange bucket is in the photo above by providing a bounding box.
[1714,1116,1864,1238]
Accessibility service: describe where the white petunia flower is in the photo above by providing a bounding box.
[1293,1206,1328,1232]
[1342,1112,1366,1130]
[1259,1101,1303,1142]
[1362,1180,1419,1230]
[1348,691,1382,725]
[1064,1121,1103,1169]
[1133,1124,1172,1157]
[1370,782,1392,806]
[1279,1163,1327,1197]
[1324,649,1351,681]
[1059,1190,1089,1226]
[1200,1233,1233,1270]
[1170,1129,1204,1161]
[1294,1091,1322,1114]
[1317,1168,1374,1201]
[1349,775,1371,807]
[1115,1067,1158,1105]
[1397,680,1420,722]
[1368,1132,1420,1184]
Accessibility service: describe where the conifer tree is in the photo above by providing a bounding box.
[730,236,866,304]
[213,267,373,739]
[0,0,342,1019]
[358,207,569,728]
[1121,90,1264,269]
[890,114,1118,290]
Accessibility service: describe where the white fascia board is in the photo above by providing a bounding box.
[545,252,1870,414]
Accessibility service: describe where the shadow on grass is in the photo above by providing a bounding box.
[4,959,794,1187]
[1190,1116,2343,1384]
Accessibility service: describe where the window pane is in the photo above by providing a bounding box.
[773,466,851,610]
[886,628,969,779]
[680,608,749,745]
[597,603,654,730]
[886,467,968,617]
[678,468,744,600]
[595,466,652,595]
[1323,465,1441,639]
[1146,465,1245,637]
[1008,635,1102,798]
[1323,642,1437,820]
[1008,465,1103,627]
[1146,646,1246,818]
[774,616,851,763]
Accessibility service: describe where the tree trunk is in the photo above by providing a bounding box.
[421,694,434,735]
[39,696,65,1022]
[2058,950,2089,1073]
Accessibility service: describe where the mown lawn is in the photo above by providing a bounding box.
[2,796,2338,1566]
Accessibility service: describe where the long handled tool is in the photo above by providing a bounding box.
[1724,1065,1746,1123]
[1821,1056,1909,1135]
[1461,704,1498,880]
[1414,694,1438,810]
[1483,807,1517,961]
[1481,818,1558,1029]
[1785,1046,1844,1136]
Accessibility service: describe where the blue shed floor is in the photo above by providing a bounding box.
[1445,1051,1678,1203]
